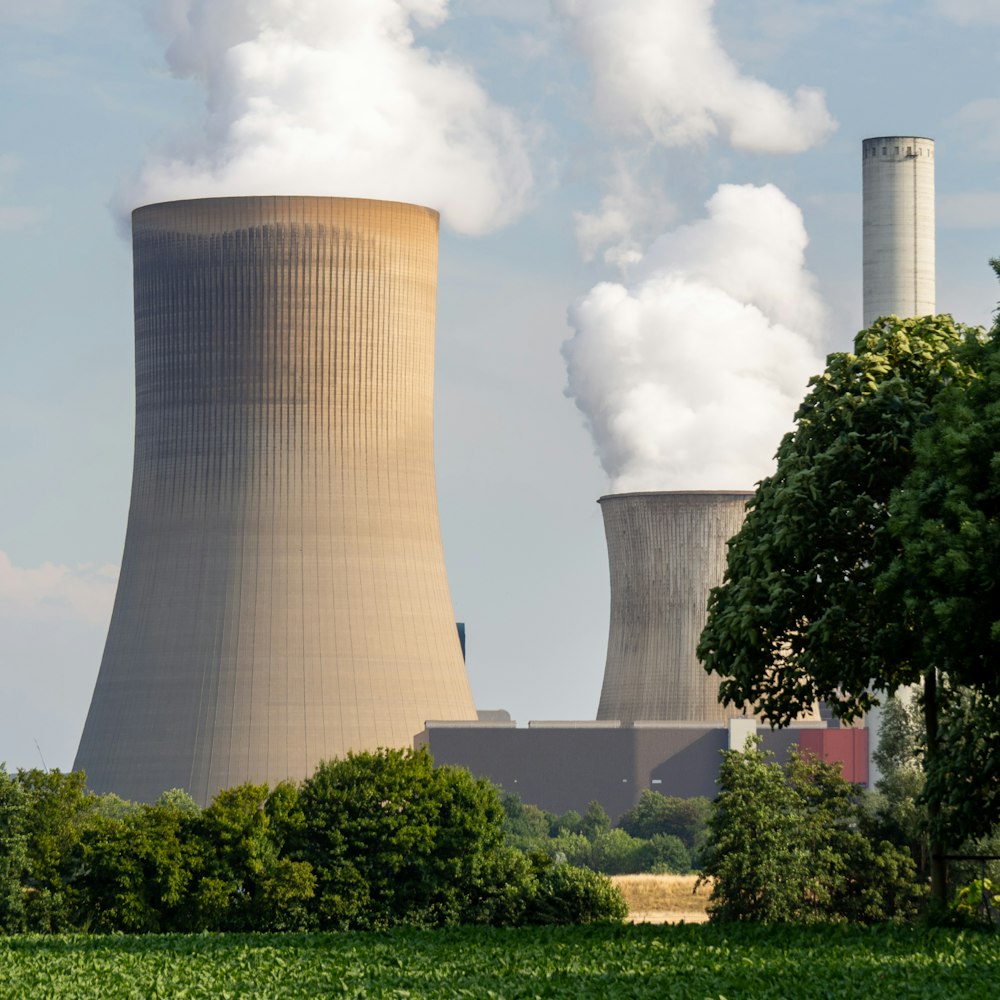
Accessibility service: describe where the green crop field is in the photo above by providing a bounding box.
[1,924,997,999]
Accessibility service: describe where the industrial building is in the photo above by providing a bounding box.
[421,719,867,821]
[75,196,477,805]
[422,490,857,819]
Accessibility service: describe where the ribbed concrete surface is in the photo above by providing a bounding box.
[862,136,935,327]
[596,491,752,724]
[75,196,477,804]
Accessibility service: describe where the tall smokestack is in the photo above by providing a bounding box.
[596,491,752,725]
[862,136,935,327]
[75,196,477,804]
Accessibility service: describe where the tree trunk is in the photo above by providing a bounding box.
[924,667,947,905]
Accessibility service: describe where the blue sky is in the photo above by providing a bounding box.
[2,0,1000,772]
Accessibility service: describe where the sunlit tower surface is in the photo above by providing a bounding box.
[75,196,478,805]
[862,136,935,327]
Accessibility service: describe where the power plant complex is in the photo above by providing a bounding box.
[77,135,923,810]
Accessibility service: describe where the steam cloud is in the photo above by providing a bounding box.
[555,0,835,154]
[124,0,532,234]
[560,0,833,491]
[559,0,836,263]
[562,184,826,492]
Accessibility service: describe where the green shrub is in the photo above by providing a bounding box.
[526,864,628,925]
[289,748,509,929]
[951,877,1000,927]
[701,739,923,923]
[618,791,712,852]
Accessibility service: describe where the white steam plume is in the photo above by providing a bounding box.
[122,0,532,235]
[559,0,836,263]
[563,184,826,492]
[555,0,835,154]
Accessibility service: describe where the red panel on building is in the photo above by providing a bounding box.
[798,728,869,786]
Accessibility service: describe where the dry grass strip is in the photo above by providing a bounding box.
[610,874,712,924]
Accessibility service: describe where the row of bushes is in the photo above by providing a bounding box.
[0,750,626,934]
[501,791,711,874]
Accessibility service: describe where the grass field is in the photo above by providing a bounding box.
[611,874,711,923]
[1,924,997,999]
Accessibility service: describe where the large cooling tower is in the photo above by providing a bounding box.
[862,136,935,327]
[75,196,477,804]
[596,491,752,724]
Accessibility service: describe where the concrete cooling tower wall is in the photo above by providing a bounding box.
[596,491,753,725]
[862,136,935,327]
[75,196,477,804]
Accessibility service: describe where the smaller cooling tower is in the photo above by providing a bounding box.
[862,136,935,327]
[596,491,752,724]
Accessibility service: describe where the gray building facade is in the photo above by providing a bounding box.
[420,720,865,821]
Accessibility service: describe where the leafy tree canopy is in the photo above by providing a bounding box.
[699,314,989,726]
[882,317,1000,698]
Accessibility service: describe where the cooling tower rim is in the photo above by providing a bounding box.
[862,135,934,144]
[598,489,754,504]
[131,194,440,224]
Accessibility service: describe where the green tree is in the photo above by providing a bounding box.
[617,791,711,853]
[18,769,98,930]
[188,782,314,931]
[698,314,988,900]
[880,317,1000,847]
[862,695,928,876]
[643,833,692,874]
[700,740,921,923]
[72,797,202,933]
[578,801,612,842]
[699,739,810,922]
[524,864,628,925]
[550,809,583,836]
[0,767,28,932]
[500,793,555,853]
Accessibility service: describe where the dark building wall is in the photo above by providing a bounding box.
[421,723,867,820]
[422,726,727,820]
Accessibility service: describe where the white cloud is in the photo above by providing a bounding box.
[563,183,826,492]
[122,0,533,236]
[0,552,117,770]
[554,0,836,153]
[0,551,118,625]
[931,0,1000,25]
